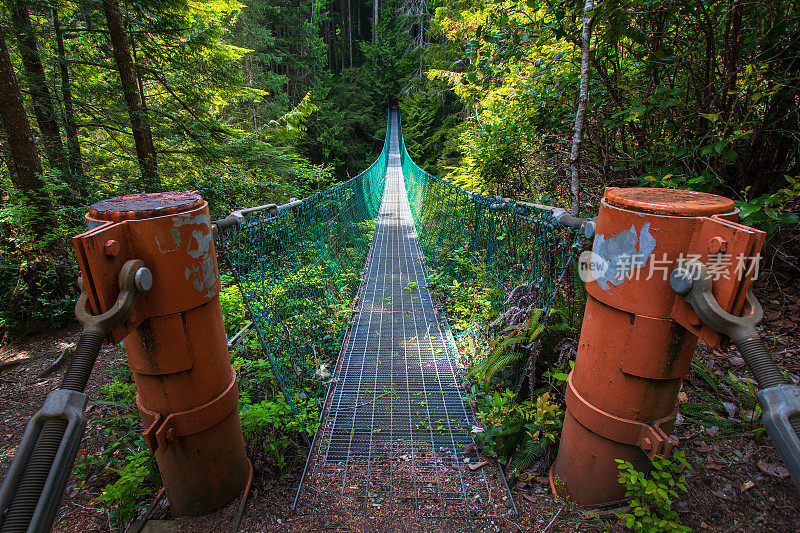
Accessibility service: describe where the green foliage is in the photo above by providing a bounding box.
[473,309,545,389]
[616,452,691,533]
[74,361,159,530]
[399,86,464,179]
[736,176,800,234]
[413,0,800,222]
[681,359,764,436]
[95,450,158,528]
[219,277,248,337]
[0,175,80,334]
[240,395,320,440]
[472,389,563,472]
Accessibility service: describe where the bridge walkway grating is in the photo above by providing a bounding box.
[294,111,514,520]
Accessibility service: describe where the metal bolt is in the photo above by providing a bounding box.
[104,239,120,257]
[670,269,694,295]
[584,221,597,240]
[708,236,728,254]
[134,267,153,293]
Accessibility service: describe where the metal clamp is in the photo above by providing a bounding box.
[670,259,762,345]
[138,368,240,453]
[0,260,150,533]
[565,374,678,461]
[75,259,153,337]
[672,258,800,490]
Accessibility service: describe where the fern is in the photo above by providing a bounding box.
[476,309,546,388]
[510,437,545,472]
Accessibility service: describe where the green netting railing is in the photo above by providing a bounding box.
[397,112,578,374]
[218,109,391,413]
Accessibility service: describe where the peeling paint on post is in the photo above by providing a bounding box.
[73,191,249,517]
[551,186,764,505]
[592,222,657,290]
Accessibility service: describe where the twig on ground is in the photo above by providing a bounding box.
[38,348,74,378]
[0,354,47,372]
[502,515,524,533]
[542,506,563,533]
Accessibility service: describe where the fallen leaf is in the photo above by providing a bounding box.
[521,493,538,503]
[468,460,489,471]
[711,490,731,500]
[741,480,756,492]
[758,460,790,479]
[706,461,725,471]
[722,402,737,418]
[535,476,549,485]
[694,443,714,453]
[729,356,746,366]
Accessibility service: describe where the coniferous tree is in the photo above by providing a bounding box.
[8,0,67,175]
[0,26,55,238]
[101,0,159,190]
[52,5,84,190]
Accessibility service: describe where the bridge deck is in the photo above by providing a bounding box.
[295,112,514,521]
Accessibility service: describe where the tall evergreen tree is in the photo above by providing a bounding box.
[0,26,55,238]
[101,0,159,190]
[8,0,67,175]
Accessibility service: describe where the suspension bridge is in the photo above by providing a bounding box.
[2,103,789,532]
[219,109,576,521]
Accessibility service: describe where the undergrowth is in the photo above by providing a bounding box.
[76,271,324,529]
[426,246,585,477]
[616,451,691,532]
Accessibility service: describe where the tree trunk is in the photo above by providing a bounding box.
[0,27,55,236]
[101,0,159,190]
[569,0,594,216]
[341,0,347,71]
[8,0,67,175]
[348,0,353,68]
[52,7,85,192]
[358,0,362,41]
[373,0,379,42]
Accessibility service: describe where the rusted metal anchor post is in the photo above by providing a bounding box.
[72,191,249,516]
[551,187,765,505]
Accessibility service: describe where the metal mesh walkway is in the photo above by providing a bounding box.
[295,111,513,521]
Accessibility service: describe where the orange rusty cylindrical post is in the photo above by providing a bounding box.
[72,191,249,516]
[551,187,765,505]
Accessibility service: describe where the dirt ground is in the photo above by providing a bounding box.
[1,276,799,532]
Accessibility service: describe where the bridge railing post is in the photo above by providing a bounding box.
[551,187,765,505]
[73,191,249,517]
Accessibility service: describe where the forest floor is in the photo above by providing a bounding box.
[1,276,799,532]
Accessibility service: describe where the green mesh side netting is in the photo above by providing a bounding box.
[218,110,391,413]
[396,112,579,374]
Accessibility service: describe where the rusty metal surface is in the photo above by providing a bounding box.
[88,191,204,222]
[73,198,220,344]
[604,186,735,216]
[588,196,764,345]
[73,192,249,517]
[551,186,765,506]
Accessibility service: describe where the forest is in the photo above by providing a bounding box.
[1,0,798,333]
[1,0,799,531]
